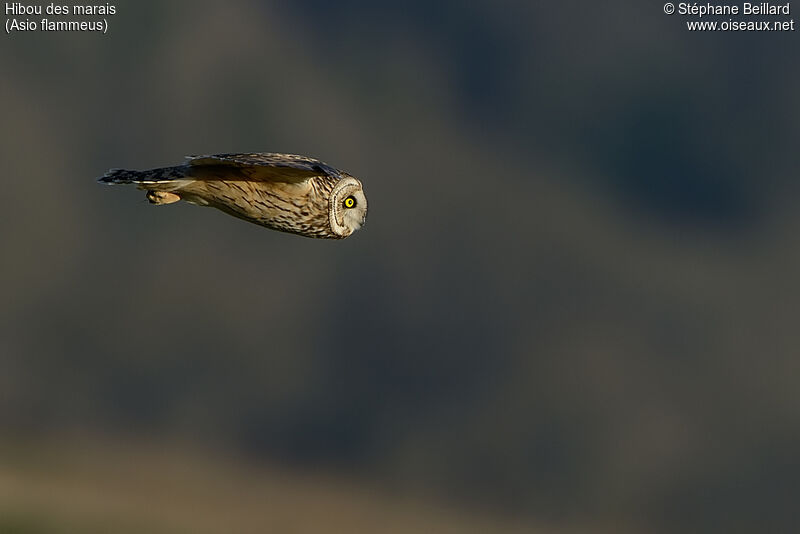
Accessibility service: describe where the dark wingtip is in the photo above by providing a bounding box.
[97,168,127,184]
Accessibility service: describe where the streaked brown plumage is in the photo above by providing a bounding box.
[98,153,368,239]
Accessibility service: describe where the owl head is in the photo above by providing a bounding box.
[329,176,367,237]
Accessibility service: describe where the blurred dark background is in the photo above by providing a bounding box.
[2,1,799,532]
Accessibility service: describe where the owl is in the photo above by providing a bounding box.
[98,153,367,239]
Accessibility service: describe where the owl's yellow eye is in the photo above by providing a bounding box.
[344,196,356,209]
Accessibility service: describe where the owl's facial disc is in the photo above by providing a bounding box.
[329,177,367,237]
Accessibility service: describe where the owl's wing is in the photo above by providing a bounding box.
[184,153,341,183]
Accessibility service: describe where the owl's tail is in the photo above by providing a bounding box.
[98,166,187,185]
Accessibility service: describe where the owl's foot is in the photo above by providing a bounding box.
[146,191,181,205]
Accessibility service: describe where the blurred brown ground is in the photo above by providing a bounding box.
[0,436,549,534]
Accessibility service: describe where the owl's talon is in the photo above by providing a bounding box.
[146,191,181,205]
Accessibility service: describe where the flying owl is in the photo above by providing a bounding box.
[98,153,368,239]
